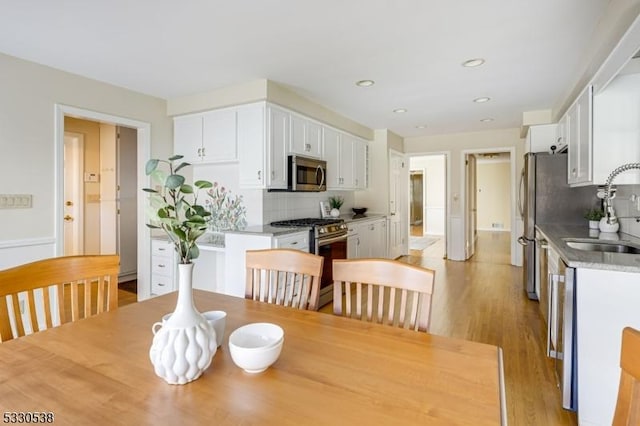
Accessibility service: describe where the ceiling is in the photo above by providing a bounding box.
[0,1,611,138]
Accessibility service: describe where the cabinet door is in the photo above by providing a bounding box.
[305,120,322,158]
[566,104,579,184]
[202,108,237,162]
[369,219,387,258]
[174,114,203,164]
[353,138,367,190]
[323,127,341,189]
[291,114,322,158]
[347,234,359,259]
[576,86,593,183]
[339,134,355,188]
[267,106,289,189]
[238,103,266,188]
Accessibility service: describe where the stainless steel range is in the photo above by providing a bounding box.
[271,218,348,307]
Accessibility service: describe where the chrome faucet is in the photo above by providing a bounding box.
[603,163,640,224]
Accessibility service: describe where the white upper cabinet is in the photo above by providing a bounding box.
[525,124,560,154]
[267,105,289,189]
[591,72,640,185]
[202,108,237,162]
[174,107,238,164]
[353,137,367,190]
[237,103,266,188]
[237,102,288,190]
[290,113,322,158]
[565,85,593,186]
[173,114,203,164]
[323,127,367,190]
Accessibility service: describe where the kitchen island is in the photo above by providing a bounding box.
[536,224,640,425]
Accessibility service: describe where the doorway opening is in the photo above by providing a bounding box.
[408,153,448,259]
[55,105,151,300]
[461,147,517,265]
[63,118,139,282]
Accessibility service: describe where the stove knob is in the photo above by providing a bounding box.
[318,228,325,234]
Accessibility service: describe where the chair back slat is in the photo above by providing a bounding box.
[613,326,640,425]
[0,255,119,342]
[245,249,324,311]
[333,259,435,333]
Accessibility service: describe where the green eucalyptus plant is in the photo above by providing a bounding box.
[143,155,212,264]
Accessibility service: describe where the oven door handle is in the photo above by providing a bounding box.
[317,234,348,246]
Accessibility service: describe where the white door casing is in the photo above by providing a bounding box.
[55,104,151,301]
[63,132,84,256]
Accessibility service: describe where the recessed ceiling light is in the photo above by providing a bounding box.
[355,80,375,87]
[480,118,494,122]
[462,58,485,67]
[416,125,427,129]
[393,108,407,113]
[473,97,491,103]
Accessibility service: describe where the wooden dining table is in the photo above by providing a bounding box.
[0,290,506,425]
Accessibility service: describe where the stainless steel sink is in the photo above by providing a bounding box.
[563,239,640,254]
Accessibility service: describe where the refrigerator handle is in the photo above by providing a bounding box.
[518,168,525,218]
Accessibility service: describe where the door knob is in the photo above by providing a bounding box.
[64,215,74,222]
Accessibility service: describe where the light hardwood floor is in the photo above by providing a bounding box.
[402,231,576,426]
[119,231,576,425]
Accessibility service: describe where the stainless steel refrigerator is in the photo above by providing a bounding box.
[518,152,597,299]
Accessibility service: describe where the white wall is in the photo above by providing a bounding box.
[476,159,511,231]
[0,52,171,268]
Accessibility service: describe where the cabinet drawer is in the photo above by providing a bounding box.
[275,233,310,252]
[152,258,174,276]
[152,240,174,257]
[151,275,174,295]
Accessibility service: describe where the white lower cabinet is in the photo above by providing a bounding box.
[151,240,176,296]
[346,217,388,259]
[224,231,310,298]
[151,238,225,297]
[576,268,640,425]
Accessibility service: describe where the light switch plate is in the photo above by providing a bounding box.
[0,194,32,209]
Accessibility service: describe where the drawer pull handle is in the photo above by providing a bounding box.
[158,264,165,268]
[158,283,165,287]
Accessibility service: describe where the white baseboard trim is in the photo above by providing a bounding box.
[476,228,511,232]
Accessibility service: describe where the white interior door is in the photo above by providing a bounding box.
[389,150,408,258]
[117,126,138,280]
[63,132,84,256]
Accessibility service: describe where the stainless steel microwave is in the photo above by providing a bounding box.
[288,155,326,192]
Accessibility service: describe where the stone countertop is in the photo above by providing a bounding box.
[339,213,387,224]
[536,224,640,273]
[152,233,226,251]
[223,225,310,237]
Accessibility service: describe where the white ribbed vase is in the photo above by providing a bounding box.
[149,263,217,385]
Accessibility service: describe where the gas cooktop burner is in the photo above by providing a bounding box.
[270,218,344,227]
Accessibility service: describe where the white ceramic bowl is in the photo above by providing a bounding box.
[228,323,284,373]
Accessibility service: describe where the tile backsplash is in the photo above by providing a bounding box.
[262,190,355,223]
[610,184,640,238]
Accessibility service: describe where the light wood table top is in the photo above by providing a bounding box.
[0,291,506,425]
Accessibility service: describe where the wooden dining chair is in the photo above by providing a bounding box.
[613,326,640,425]
[245,249,324,311]
[0,255,120,342]
[332,258,436,332]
